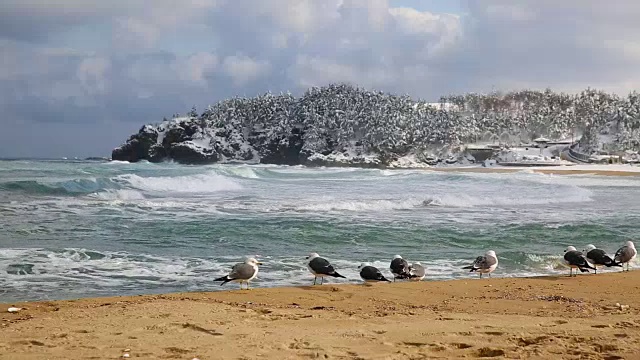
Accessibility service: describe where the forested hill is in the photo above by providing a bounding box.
[112,84,640,166]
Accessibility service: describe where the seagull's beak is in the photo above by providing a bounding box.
[305,256,309,259]
[257,262,263,265]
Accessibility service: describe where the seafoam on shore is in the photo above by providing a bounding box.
[0,159,639,302]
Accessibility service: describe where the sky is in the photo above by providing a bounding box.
[1,0,639,158]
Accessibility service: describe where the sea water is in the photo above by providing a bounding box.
[0,159,639,302]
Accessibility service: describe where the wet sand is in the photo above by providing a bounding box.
[2,272,640,359]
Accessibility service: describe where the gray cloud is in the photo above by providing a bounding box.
[0,0,639,157]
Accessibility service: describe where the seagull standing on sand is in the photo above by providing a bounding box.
[583,244,622,274]
[359,263,391,283]
[563,246,595,277]
[214,257,262,290]
[408,262,426,281]
[306,253,346,285]
[390,255,412,282]
[614,241,637,272]
[462,250,498,278]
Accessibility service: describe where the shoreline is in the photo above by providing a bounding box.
[429,164,640,177]
[3,273,640,359]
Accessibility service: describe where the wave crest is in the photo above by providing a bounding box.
[1,171,243,198]
[115,172,242,194]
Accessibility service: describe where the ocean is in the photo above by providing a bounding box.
[1,159,639,303]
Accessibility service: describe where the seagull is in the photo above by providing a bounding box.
[306,253,346,285]
[389,255,412,282]
[583,244,622,273]
[614,241,638,272]
[563,246,595,277]
[359,263,391,283]
[408,262,426,281]
[462,250,498,278]
[214,257,262,290]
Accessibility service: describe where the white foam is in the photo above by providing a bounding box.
[427,189,592,207]
[116,172,242,194]
[518,172,640,188]
[90,189,146,201]
[293,189,592,213]
[298,199,419,212]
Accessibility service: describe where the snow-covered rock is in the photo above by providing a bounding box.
[112,84,640,167]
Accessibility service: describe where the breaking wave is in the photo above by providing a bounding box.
[114,172,242,194]
[0,171,243,198]
[0,177,117,196]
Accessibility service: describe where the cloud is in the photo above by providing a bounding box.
[77,57,111,96]
[451,0,640,93]
[1,0,640,157]
[222,55,271,87]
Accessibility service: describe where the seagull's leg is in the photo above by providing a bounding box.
[313,277,317,285]
[479,273,483,279]
[321,277,324,285]
[247,282,251,290]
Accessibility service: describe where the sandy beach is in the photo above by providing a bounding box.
[2,272,640,360]
[430,164,640,177]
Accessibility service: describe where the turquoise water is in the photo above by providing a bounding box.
[1,159,639,302]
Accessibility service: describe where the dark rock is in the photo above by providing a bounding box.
[258,128,305,165]
[148,144,168,162]
[111,126,158,162]
[167,143,218,164]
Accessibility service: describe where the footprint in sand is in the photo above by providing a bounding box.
[475,347,506,357]
[164,347,191,354]
[484,331,505,336]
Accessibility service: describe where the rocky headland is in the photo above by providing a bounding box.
[112,84,640,167]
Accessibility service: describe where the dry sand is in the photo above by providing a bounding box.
[3,273,640,359]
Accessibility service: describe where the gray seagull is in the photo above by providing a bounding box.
[462,250,498,278]
[614,241,637,272]
[214,257,262,290]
